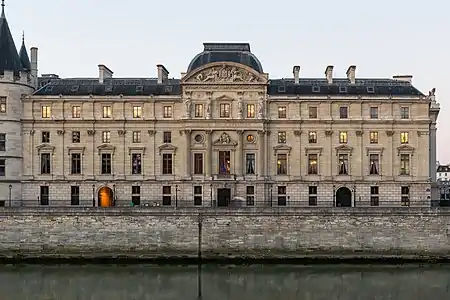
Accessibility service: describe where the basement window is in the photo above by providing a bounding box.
[278,86,286,93]
[312,85,320,93]
[339,86,347,93]
[367,86,375,93]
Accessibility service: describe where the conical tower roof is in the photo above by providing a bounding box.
[0,1,23,74]
[19,32,31,71]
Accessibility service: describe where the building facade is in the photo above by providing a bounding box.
[0,4,441,207]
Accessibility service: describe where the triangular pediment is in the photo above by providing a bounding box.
[158,143,177,152]
[397,145,415,152]
[273,145,292,152]
[36,143,55,153]
[215,94,234,101]
[67,146,86,155]
[97,144,115,154]
[213,132,238,146]
[335,145,353,152]
[181,62,267,84]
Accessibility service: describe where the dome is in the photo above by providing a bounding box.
[187,43,263,74]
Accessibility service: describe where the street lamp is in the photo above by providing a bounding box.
[210,184,213,207]
[92,184,95,207]
[270,184,273,207]
[8,184,12,207]
[332,185,336,207]
[352,185,356,207]
[175,185,178,207]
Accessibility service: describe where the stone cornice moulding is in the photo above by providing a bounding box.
[36,143,55,155]
[97,144,116,155]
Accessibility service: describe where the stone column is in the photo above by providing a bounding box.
[258,130,265,179]
[429,123,437,182]
[205,130,212,178]
[184,130,191,177]
[236,130,244,177]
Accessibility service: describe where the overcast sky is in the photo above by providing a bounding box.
[4,0,450,162]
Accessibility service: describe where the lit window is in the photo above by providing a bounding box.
[278,106,287,118]
[102,106,112,118]
[339,131,347,144]
[194,104,203,118]
[72,106,81,118]
[163,106,172,118]
[41,106,51,118]
[247,104,255,118]
[102,131,111,143]
[278,132,286,144]
[400,132,409,144]
[370,131,378,144]
[133,106,142,118]
[0,97,6,113]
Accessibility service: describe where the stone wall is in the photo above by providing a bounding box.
[0,207,449,260]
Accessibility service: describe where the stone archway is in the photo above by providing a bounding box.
[336,187,352,207]
[98,186,114,207]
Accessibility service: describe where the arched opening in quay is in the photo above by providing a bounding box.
[335,187,352,207]
[98,186,114,207]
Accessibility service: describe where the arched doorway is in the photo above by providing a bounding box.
[336,187,352,207]
[98,186,114,207]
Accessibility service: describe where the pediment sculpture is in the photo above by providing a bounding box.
[185,64,265,84]
[213,132,237,146]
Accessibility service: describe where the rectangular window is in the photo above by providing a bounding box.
[308,154,318,175]
[194,186,202,206]
[400,154,410,175]
[40,186,49,205]
[163,131,171,143]
[339,131,347,144]
[339,106,348,119]
[246,186,255,206]
[101,153,112,174]
[71,153,81,174]
[0,96,6,113]
[220,103,230,118]
[400,132,409,144]
[41,106,51,118]
[338,154,349,175]
[102,106,112,118]
[131,153,142,174]
[277,154,287,175]
[132,131,141,143]
[133,106,142,118]
[102,131,111,143]
[218,151,231,175]
[245,153,256,175]
[247,104,255,118]
[309,106,317,118]
[400,107,410,119]
[0,159,5,176]
[42,131,50,143]
[370,186,379,206]
[72,106,81,118]
[308,131,317,143]
[40,153,51,174]
[278,106,287,118]
[194,153,203,175]
[401,186,410,206]
[71,186,80,205]
[194,104,203,118]
[277,186,287,206]
[0,133,5,151]
[277,131,286,144]
[72,131,80,143]
[132,186,141,206]
[370,107,378,119]
[163,106,173,118]
[370,131,378,144]
[308,186,317,206]
[162,153,173,174]
[369,154,379,175]
[162,186,171,205]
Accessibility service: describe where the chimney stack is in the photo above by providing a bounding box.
[325,65,334,84]
[393,75,413,83]
[98,65,113,83]
[157,64,169,84]
[293,66,300,84]
[30,47,38,88]
[346,65,356,84]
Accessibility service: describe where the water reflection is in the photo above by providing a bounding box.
[0,264,449,299]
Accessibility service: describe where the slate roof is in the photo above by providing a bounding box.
[0,3,23,75]
[19,35,31,71]
[437,165,450,173]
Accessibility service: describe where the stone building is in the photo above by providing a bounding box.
[0,2,441,207]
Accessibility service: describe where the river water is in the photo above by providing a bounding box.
[0,264,449,299]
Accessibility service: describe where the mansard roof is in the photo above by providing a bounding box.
[0,3,23,74]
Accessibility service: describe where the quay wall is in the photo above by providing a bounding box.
[0,208,449,261]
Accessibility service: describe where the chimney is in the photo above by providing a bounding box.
[30,47,38,88]
[393,75,413,83]
[157,64,169,84]
[293,66,300,84]
[346,65,356,84]
[325,65,334,84]
[98,65,113,83]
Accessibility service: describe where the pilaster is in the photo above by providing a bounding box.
[205,130,212,178]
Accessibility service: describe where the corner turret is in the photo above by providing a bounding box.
[0,0,22,75]
[19,32,31,71]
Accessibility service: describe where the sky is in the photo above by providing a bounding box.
[4,0,450,162]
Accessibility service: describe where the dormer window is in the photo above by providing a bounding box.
[136,85,144,93]
[278,86,286,93]
[312,85,320,93]
[367,86,375,93]
[164,86,173,93]
[105,86,113,92]
[339,86,347,93]
[70,85,79,92]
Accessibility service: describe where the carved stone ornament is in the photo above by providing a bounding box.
[184,63,264,84]
[325,130,333,137]
[355,130,363,136]
[386,130,394,137]
[293,130,302,136]
[148,130,156,135]
[29,130,35,135]
[219,132,231,144]
[87,130,96,136]
[417,131,429,137]
[57,130,65,136]
[118,130,126,136]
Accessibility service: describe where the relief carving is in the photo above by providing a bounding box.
[87,130,95,136]
[386,130,394,136]
[355,130,363,136]
[147,130,156,135]
[189,64,262,84]
[294,130,302,136]
[118,130,126,136]
[325,130,333,136]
